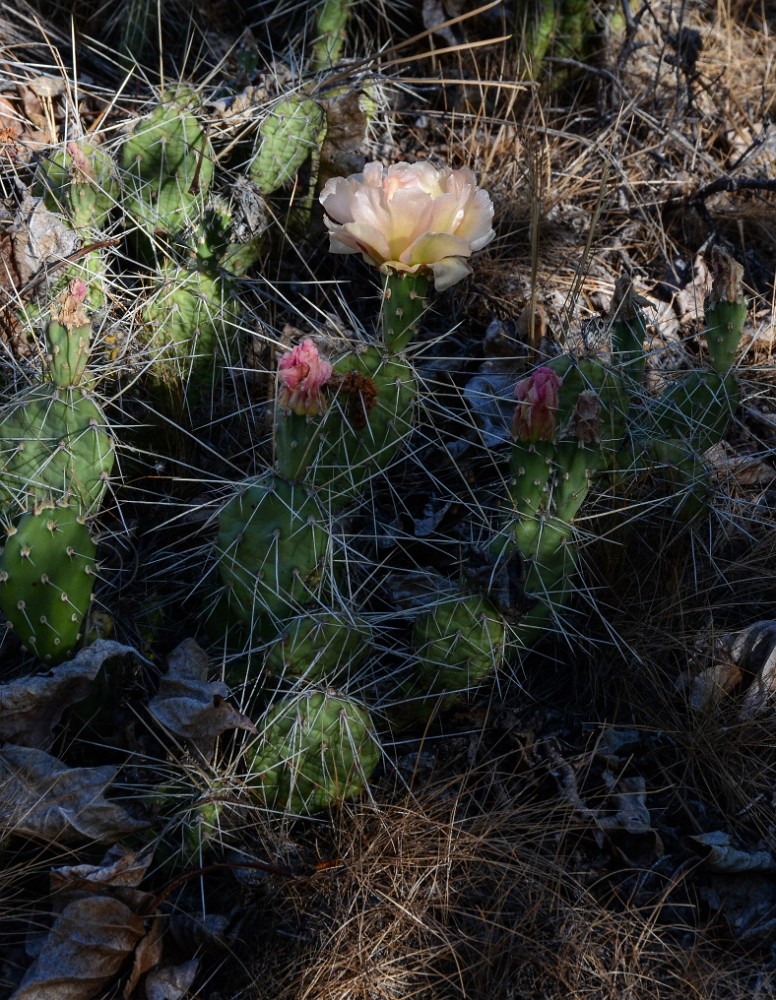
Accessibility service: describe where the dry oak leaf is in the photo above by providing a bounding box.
[148,638,255,760]
[0,640,139,749]
[10,896,146,1000]
[0,745,150,844]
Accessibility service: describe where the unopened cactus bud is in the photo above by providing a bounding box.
[277,339,333,418]
[512,367,561,443]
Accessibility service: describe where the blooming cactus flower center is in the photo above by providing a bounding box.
[320,160,494,291]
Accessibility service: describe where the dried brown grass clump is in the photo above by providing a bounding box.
[240,758,764,1000]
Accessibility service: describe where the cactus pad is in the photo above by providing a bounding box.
[0,505,97,664]
[266,611,372,682]
[246,690,379,814]
[121,97,214,234]
[249,97,326,196]
[216,474,330,631]
[414,594,506,699]
[0,387,114,516]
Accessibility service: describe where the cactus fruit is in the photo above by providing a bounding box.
[245,690,379,814]
[249,97,327,196]
[381,272,429,353]
[414,594,506,700]
[216,473,331,633]
[265,611,372,682]
[0,504,98,665]
[121,95,214,235]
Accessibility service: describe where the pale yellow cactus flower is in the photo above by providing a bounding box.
[320,160,495,290]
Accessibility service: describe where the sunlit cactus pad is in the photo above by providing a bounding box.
[0,386,114,516]
[121,93,214,234]
[0,504,97,665]
[246,690,380,814]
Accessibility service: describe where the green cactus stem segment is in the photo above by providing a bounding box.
[381,271,429,353]
[265,611,372,682]
[310,0,354,71]
[414,594,506,702]
[0,505,97,665]
[121,97,214,234]
[249,97,327,196]
[0,388,114,516]
[704,246,747,374]
[609,277,649,387]
[246,691,379,814]
[216,474,329,631]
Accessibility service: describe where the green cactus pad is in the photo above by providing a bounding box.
[142,265,242,402]
[414,594,506,699]
[47,321,91,389]
[0,505,97,664]
[121,98,214,234]
[245,690,379,814]
[265,611,372,682]
[216,474,330,631]
[37,140,118,228]
[249,97,326,196]
[651,370,739,454]
[704,247,747,374]
[0,387,114,516]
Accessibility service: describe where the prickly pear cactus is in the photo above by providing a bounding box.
[414,593,507,702]
[0,504,97,665]
[141,264,243,402]
[265,610,372,682]
[216,473,331,634]
[121,94,214,235]
[0,382,114,517]
[275,345,416,507]
[37,139,118,228]
[246,690,379,814]
[249,97,326,196]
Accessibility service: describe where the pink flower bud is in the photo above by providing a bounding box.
[512,367,561,443]
[277,339,333,418]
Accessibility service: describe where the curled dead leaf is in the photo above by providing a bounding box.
[148,638,255,760]
[0,640,140,748]
[10,896,145,1000]
[0,745,150,844]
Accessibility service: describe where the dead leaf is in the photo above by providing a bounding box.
[123,917,165,999]
[148,638,255,760]
[0,745,150,844]
[143,958,199,1000]
[691,620,776,718]
[51,844,156,898]
[9,896,145,1000]
[11,195,80,286]
[686,830,776,873]
[422,0,464,46]
[0,641,140,748]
